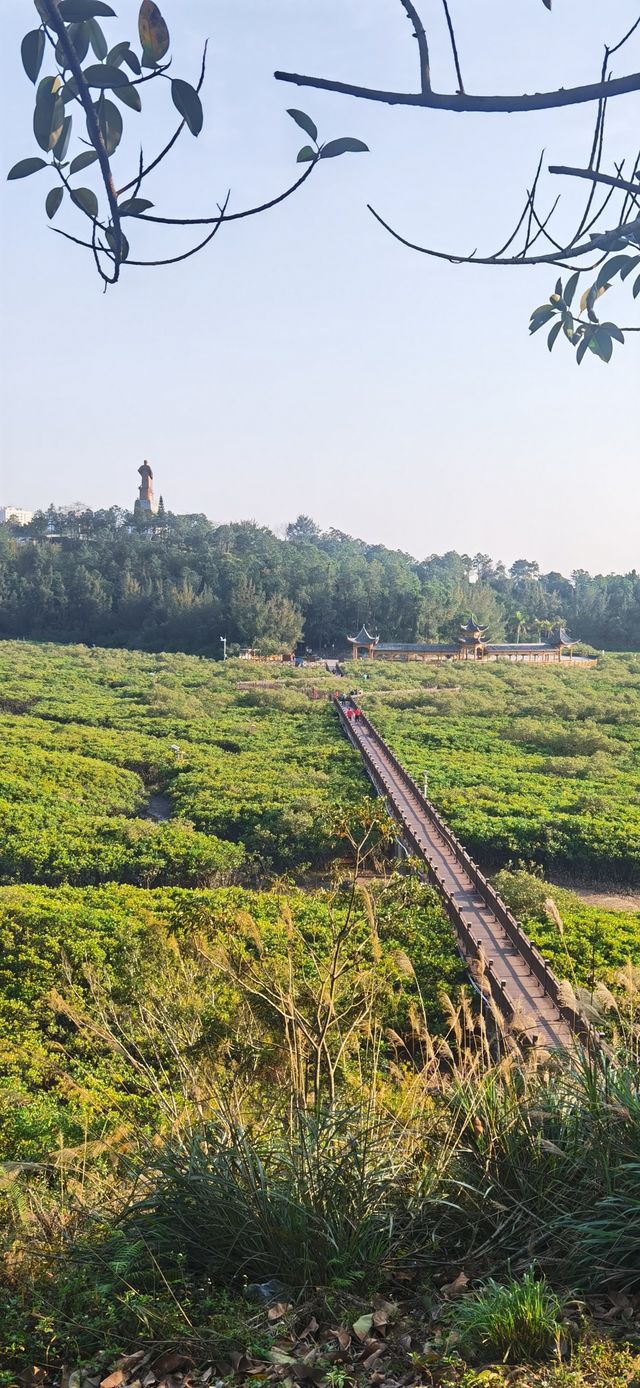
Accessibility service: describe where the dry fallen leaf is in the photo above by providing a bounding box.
[331,1327,351,1352]
[268,1301,293,1321]
[442,1270,469,1298]
[100,1374,125,1388]
[372,1295,398,1316]
[352,1312,374,1341]
[362,1347,386,1371]
[113,1354,147,1374]
[296,1315,319,1339]
[267,1349,297,1366]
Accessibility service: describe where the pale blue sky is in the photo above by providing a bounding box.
[1,0,639,572]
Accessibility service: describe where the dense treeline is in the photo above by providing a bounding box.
[1,508,639,652]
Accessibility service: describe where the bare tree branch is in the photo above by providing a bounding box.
[608,13,640,59]
[549,165,640,198]
[524,194,564,254]
[274,68,640,114]
[52,199,228,267]
[399,0,431,93]
[441,0,464,94]
[366,203,640,268]
[520,150,546,258]
[135,157,319,227]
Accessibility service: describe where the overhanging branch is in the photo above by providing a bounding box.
[549,165,640,198]
[366,204,640,268]
[41,0,122,282]
[274,69,640,114]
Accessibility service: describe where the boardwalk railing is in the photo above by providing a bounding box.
[335,696,589,1046]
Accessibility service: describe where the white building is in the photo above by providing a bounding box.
[0,506,33,526]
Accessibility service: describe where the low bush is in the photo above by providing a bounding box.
[493,869,640,992]
[120,1106,424,1292]
[444,1268,565,1363]
[366,656,640,878]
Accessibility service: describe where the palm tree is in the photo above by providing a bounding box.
[513,610,525,643]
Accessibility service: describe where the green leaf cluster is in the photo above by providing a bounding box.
[288,108,369,164]
[530,253,640,363]
[8,1,208,248]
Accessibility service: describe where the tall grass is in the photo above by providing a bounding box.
[119,1104,435,1291]
[3,882,640,1376]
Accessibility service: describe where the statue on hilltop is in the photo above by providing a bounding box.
[134,460,157,516]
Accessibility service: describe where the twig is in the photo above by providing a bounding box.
[399,0,431,93]
[492,184,542,260]
[549,164,640,198]
[608,12,640,60]
[53,193,231,267]
[524,195,564,254]
[571,52,610,242]
[135,157,318,226]
[366,203,640,267]
[520,150,545,257]
[441,0,464,93]
[117,43,209,197]
[580,183,620,238]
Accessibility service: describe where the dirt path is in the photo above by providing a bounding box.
[560,887,640,912]
[146,793,172,822]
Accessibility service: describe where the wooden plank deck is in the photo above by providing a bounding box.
[337,700,575,1050]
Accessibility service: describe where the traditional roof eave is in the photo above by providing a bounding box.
[460,616,488,634]
[348,625,379,645]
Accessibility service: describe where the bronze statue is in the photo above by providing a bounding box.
[138,460,154,503]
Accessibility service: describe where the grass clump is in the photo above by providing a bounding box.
[119,1106,427,1292]
[446,1268,565,1364]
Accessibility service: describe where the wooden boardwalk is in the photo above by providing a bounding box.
[335,698,579,1050]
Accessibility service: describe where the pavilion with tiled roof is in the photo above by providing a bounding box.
[348,619,577,663]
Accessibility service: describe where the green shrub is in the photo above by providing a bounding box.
[493,868,640,992]
[445,1269,565,1363]
[114,1107,425,1292]
[367,658,640,878]
[0,642,370,880]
